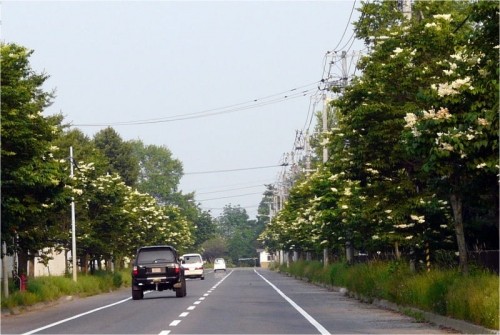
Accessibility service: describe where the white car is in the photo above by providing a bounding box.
[181,253,205,280]
[213,258,226,272]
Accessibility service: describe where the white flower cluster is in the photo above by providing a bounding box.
[432,76,473,97]
[423,107,452,121]
[394,223,415,229]
[410,214,426,224]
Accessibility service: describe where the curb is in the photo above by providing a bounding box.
[2,295,76,316]
[292,274,498,335]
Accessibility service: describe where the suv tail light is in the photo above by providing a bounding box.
[132,266,138,276]
[174,264,180,275]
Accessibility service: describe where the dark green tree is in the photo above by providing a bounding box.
[1,43,66,275]
[130,140,183,205]
[93,127,139,186]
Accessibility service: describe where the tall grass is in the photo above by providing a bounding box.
[1,269,130,311]
[277,260,499,330]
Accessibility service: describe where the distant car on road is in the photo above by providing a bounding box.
[214,258,226,272]
[181,253,205,280]
[131,245,186,300]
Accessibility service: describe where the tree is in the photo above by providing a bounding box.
[93,127,139,186]
[201,237,228,262]
[401,1,499,273]
[1,43,66,275]
[260,1,498,274]
[216,205,259,264]
[131,140,183,205]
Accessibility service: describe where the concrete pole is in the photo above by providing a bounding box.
[2,242,8,298]
[70,147,77,282]
[402,0,412,20]
[322,95,330,268]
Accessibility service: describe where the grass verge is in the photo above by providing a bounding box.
[1,270,131,312]
[274,260,499,330]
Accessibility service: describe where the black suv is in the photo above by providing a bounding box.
[131,245,186,300]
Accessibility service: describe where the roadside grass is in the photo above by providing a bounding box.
[1,269,131,312]
[276,260,499,330]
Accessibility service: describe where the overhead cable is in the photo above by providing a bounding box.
[184,163,287,175]
[197,191,265,202]
[72,81,320,127]
[330,0,357,52]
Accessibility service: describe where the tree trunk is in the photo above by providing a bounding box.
[323,248,329,268]
[450,193,468,275]
[394,241,401,260]
[17,251,28,277]
[64,249,69,276]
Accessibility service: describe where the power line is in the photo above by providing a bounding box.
[190,178,274,192]
[197,191,265,202]
[184,163,287,176]
[196,184,266,196]
[72,81,320,127]
[331,0,357,52]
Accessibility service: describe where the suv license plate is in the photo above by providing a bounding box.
[152,268,162,273]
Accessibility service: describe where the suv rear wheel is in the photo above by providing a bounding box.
[132,288,144,300]
[175,277,187,297]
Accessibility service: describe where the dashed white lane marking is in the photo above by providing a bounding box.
[160,270,233,335]
[254,269,331,335]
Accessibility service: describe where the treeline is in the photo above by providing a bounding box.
[260,1,499,274]
[1,43,213,275]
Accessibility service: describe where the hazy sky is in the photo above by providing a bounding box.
[3,1,363,219]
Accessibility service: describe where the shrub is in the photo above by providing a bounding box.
[112,272,122,288]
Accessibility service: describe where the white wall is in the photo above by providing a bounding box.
[1,248,68,278]
[33,248,67,276]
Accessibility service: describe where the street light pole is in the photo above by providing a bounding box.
[70,146,77,282]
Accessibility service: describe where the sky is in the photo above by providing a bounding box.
[3,1,363,219]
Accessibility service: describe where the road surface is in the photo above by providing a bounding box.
[2,268,454,334]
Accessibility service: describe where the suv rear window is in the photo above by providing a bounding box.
[184,255,202,264]
[137,248,175,263]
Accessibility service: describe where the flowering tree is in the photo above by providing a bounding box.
[260,1,498,273]
[1,43,67,275]
[402,1,499,273]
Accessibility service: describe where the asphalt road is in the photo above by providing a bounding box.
[2,268,454,334]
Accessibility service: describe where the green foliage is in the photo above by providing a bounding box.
[260,0,499,275]
[446,273,499,329]
[216,205,261,264]
[1,42,67,265]
[93,127,139,187]
[131,140,183,204]
[1,270,131,312]
[279,261,499,330]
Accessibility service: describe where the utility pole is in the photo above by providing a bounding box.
[322,94,330,268]
[2,242,8,298]
[399,0,412,20]
[70,147,77,282]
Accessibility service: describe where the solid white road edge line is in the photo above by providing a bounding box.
[254,269,331,335]
[22,297,132,335]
